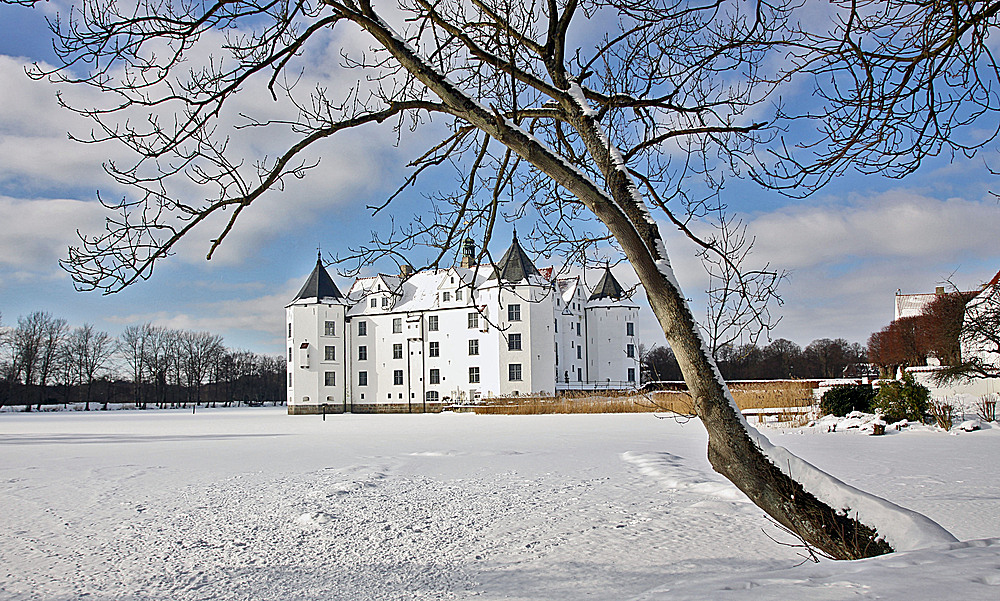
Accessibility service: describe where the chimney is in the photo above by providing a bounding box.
[935,286,945,295]
[399,264,414,279]
[460,238,476,268]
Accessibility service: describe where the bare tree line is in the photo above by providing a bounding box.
[0,311,284,410]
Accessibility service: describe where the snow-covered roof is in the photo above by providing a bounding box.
[490,231,544,284]
[588,267,626,301]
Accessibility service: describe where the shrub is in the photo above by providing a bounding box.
[928,399,956,430]
[820,384,875,416]
[874,373,930,423]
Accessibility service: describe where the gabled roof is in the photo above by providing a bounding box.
[589,267,625,301]
[292,253,343,303]
[491,231,541,283]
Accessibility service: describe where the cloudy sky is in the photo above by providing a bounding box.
[1,2,998,357]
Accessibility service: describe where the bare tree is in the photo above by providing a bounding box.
[178,330,225,406]
[12,0,983,557]
[118,323,155,408]
[65,324,115,410]
[935,279,1000,381]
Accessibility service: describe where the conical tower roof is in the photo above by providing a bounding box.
[588,266,625,301]
[292,252,343,302]
[492,230,540,283]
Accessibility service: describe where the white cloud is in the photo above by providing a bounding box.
[0,195,106,274]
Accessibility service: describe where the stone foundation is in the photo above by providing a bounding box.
[287,402,446,415]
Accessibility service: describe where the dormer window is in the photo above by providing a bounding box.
[443,291,451,302]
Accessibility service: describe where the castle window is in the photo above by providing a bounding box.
[508,333,521,351]
[358,346,367,361]
[358,321,367,336]
[426,390,439,403]
[325,346,336,361]
[455,290,462,301]
[626,322,635,337]
[287,323,292,337]
[428,315,439,331]
[382,297,389,308]
[508,363,522,381]
[288,348,292,362]
[467,312,479,329]
[371,298,377,308]
[324,321,336,336]
[393,344,403,359]
[628,368,636,383]
[358,371,368,386]
[324,372,336,386]
[288,373,292,387]
[555,343,559,364]
[393,370,404,385]
[627,344,635,358]
[429,341,440,357]
[429,369,440,385]
[443,291,451,302]
[393,318,402,333]
[508,304,521,321]
[468,339,479,356]
[576,322,581,336]
[577,346,582,359]
[468,366,480,383]
[577,368,582,381]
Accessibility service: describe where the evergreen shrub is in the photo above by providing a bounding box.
[874,373,930,423]
[820,384,875,416]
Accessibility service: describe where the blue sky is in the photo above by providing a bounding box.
[1,2,999,357]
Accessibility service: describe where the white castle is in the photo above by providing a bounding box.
[285,233,642,414]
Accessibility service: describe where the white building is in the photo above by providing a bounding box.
[285,234,642,414]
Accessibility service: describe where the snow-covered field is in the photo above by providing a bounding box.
[1,407,997,600]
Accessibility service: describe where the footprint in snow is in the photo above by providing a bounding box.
[621,451,750,503]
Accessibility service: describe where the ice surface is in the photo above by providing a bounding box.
[0,408,997,600]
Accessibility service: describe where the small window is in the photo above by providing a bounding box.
[358,321,367,336]
[429,369,440,385]
[393,344,403,359]
[626,322,635,337]
[429,341,440,357]
[382,297,389,308]
[288,373,292,387]
[468,312,479,329]
[428,315,439,331]
[555,342,559,365]
[358,346,367,361]
[554,320,558,333]
[443,291,451,302]
[426,390,439,403]
[288,348,292,362]
[627,368,636,383]
[393,318,402,333]
[324,371,336,386]
[455,289,463,301]
[576,322,581,336]
[508,333,521,351]
[627,344,635,358]
[577,367,582,382]
[577,346,582,359]
[324,321,336,336]
[508,304,521,321]
[468,339,479,356]
[468,366,480,383]
[287,323,292,337]
[325,346,336,361]
[370,298,377,308]
[508,363,522,381]
[394,370,404,385]
[359,371,368,386]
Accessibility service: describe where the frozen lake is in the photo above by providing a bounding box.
[1,407,998,600]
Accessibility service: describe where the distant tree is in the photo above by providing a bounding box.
[178,331,225,406]
[868,315,933,377]
[935,280,1000,382]
[803,338,865,379]
[760,339,803,379]
[921,290,976,367]
[118,323,155,408]
[65,324,115,410]
[641,345,682,382]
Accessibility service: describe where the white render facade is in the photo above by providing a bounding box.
[285,236,641,414]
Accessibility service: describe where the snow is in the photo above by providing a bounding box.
[1,408,998,600]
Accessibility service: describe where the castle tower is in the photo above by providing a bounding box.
[585,267,641,387]
[285,253,350,414]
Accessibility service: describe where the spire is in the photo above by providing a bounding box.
[492,229,540,283]
[292,253,343,302]
[589,266,625,301]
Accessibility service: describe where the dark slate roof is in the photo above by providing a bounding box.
[492,231,540,283]
[293,253,343,302]
[589,267,625,301]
